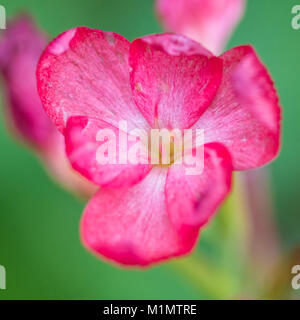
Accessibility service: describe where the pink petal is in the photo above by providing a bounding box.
[166,143,232,236]
[193,46,281,170]
[0,14,56,149]
[232,52,280,134]
[130,33,223,129]
[81,168,200,266]
[37,27,148,133]
[156,0,245,54]
[65,116,151,188]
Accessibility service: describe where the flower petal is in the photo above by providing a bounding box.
[0,14,56,149]
[129,34,222,129]
[37,27,148,133]
[165,143,232,236]
[156,0,245,54]
[129,33,223,129]
[65,116,151,188]
[193,46,281,170]
[81,168,200,266]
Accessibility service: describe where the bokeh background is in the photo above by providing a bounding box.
[0,0,299,299]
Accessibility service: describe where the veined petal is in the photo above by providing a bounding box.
[37,27,148,133]
[194,46,281,170]
[166,143,232,235]
[156,0,245,54]
[130,33,222,129]
[65,116,151,188]
[81,168,200,266]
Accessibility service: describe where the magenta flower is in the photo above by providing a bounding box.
[156,0,246,54]
[0,15,97,197]
[0,15,52,148]
[37,28,280,266]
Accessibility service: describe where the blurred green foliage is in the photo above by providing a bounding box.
[0,0,299,299]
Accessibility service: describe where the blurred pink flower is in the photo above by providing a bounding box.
[37,28,281,266]
[0,15,97,198]
[156,0,246,54]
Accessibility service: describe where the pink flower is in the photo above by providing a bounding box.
[156,0,246,54]
[0,15,97,198]
[37,28,281,266]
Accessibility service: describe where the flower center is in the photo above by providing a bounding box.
[148,130,183,167]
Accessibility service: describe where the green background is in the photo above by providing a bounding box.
[0,0,299,299]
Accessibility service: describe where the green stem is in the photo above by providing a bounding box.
[170,253,239,299]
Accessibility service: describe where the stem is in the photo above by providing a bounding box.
[169,253,239,299]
